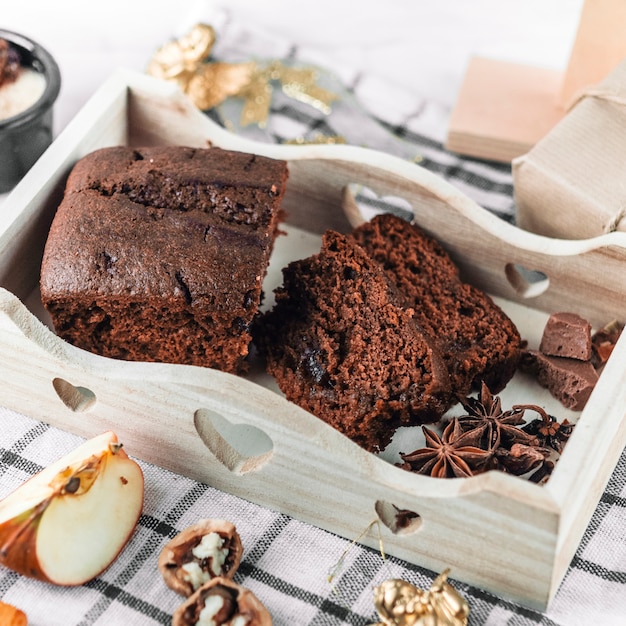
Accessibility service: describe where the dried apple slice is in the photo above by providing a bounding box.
[0,431,144,585]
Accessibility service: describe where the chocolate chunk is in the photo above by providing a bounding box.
[522,350,598,411]
[539,312,592,361]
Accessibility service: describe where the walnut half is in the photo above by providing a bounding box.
[172,577,272,626]
[159,519,243,597]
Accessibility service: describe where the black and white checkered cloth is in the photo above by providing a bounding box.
[1,7,625,625]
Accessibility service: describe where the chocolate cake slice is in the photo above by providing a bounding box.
[255,230,452,452]
[350,213,522,397]
[40,146,288,374]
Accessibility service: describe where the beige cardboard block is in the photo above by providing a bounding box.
[558,0,626,107]
[513,57,626,239]
[447,0,626,164]
[446,57,565,163]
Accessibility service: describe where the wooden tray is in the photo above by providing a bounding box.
[1,69,626,611]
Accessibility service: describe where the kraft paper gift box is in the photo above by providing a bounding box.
[513,57,626,240]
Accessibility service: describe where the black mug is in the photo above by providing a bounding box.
[0,29,61,193]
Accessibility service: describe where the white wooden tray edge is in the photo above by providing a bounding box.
[1,68,626,610]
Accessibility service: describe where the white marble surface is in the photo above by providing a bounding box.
[2,0,584,140]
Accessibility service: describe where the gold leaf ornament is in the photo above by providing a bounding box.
[372,570,469,626]
[146,23,216,86]
[186,61,256,111]
[147,23,339,128]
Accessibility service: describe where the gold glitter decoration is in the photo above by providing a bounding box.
[147,23,338,129]
[238,65,274,128]
[270,61,337,114]
[372,570,469,626]
[284,134,347,145]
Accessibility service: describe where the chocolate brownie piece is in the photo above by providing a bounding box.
[255,230,452,452]
[350,213,522,397]
[40,146,288,373]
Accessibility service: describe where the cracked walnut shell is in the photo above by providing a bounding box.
[159,519,243,597]
[172,577,272,626]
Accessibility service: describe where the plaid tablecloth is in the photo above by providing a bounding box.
[1,6,625,625]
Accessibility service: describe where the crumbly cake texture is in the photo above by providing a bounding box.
[40,145,288,373]
[256,213,523,451]
[350,213,522,397]
[255,230,452,452]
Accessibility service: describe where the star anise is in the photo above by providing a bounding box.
[521,405,574,454]
[495,443,546,475]
[400,383,574,481]
[456,382,538,449]
[399,418,494,478]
